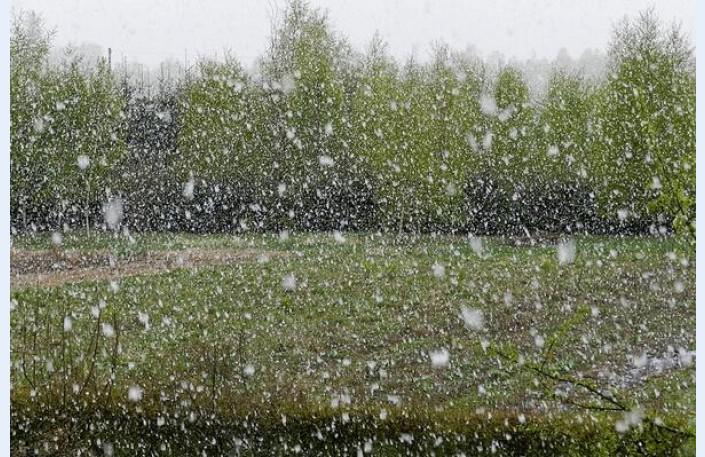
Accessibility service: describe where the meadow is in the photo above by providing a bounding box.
[10,232,695,455]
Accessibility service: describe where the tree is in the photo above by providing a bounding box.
[528,70,599,232]
[10,10,53,230]
[258,0,360,230]
[176,56,263,231]
[488,66,533,182]
[465,65,536,234]
[424,45,484,231]
[40,53,126,233]
[119,72,181,230]
[350,34,402,229]
[590,10,695,235]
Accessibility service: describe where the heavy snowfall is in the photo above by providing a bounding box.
[9,2,695,455]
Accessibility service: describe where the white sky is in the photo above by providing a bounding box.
[12,0,695,68]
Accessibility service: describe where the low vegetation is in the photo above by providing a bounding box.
[11,233,695,455]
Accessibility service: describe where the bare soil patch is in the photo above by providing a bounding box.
[11,248,283,290]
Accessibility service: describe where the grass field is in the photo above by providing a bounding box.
[10,232,695,456]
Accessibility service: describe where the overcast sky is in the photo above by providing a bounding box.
[12,0,695,68]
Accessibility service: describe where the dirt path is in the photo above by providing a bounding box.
[11,248,283,290]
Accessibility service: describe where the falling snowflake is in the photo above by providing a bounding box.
[103,198,124,230]
[460,306,485,331]
[469,236,485,257]
[534,334,545,348]
[101,323,115,338]
[127,385,143,402]
[333,231,345,243]
[280,74,296,94]
[63,316,73,332]
[479,93,498,116]
[557,239,576,265]
[431,262,445,278]
[77,154,90,170]
[282,273,297,291]
[183,176,195,200]
[33,117,45,133]
[482,131,493,150]
[615,408,644,433]
[319,155,335,167]
[430,348,450,368]
[651,176,662,190]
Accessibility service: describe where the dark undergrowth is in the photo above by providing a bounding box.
[11,400,694,457]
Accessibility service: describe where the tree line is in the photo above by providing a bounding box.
[10,3,695,237]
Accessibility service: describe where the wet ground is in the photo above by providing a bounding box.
[11,247,285,289]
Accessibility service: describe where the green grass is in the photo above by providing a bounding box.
[10,232,695,455]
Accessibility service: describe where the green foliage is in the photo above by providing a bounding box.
[177,57,257,183]
[482,66,534,183]
[10,11,53,221]
[589,10,695,234]
[353,43,485,230]
[536,71,595,184]
[419,46,484,229]
[10,4,695,237]
[11,11,125,230]
[43,56,126,203]
[259,0,357,218]
[351,37,405,228]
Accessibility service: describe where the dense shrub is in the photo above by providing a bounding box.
[463,173,603,236]
[12,402,694,457]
